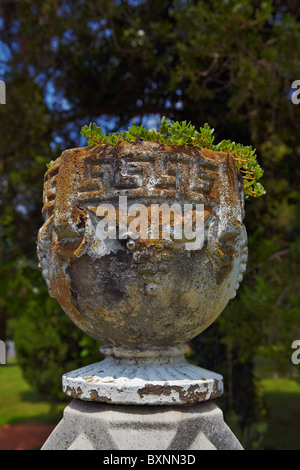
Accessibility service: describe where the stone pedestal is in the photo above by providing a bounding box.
[41,399,243,450]
[62,346,223,405]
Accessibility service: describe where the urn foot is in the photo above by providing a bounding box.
[62,346,223,405]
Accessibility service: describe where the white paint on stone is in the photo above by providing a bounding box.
[63,346,223,405]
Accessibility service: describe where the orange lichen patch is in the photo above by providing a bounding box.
[222,155,244,208]
[213,240,235,258]
[89,391,112,402]
[137,381,222,403]
[53,239,84,261]
[49,260,84,324]
[64,386,83,399]
[135,237,167,252]
[53,150,82,235]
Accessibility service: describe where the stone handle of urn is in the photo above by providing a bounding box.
[50,152,90,259]
[53,154,84,239]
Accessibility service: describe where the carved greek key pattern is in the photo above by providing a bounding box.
[114,160,149,189]
[42,146,224,219]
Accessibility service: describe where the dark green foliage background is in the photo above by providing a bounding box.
[0,0,300,447]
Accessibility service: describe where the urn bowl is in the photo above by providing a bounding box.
[37,141,247,349]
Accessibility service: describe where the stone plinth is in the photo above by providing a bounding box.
[41,399,243,450]
[63,346,223,405]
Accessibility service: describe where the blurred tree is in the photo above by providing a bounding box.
[0,0,299,433]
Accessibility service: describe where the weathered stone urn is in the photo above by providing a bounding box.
[37,141,247,405]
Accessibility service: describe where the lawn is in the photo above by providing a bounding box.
[0,360,66,427]
[259,377,300,450]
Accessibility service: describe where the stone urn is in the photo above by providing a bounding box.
[37,140,247,405]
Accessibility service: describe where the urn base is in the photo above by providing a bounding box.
[62,346,223,405]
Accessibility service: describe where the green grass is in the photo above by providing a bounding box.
[259,377,300,450]
[0,360,66,426]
